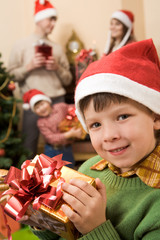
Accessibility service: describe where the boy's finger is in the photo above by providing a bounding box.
[62,182,90,202]
[64,178,98,197]
[95,178,106,202]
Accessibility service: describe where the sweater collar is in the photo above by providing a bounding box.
[90,144,160,188]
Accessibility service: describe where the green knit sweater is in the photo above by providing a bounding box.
[32,155,160,240]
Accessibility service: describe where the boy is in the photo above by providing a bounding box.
[29,39,160,239]
[23,89,82,168]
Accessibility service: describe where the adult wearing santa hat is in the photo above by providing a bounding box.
[8,0,72,158]
[104,9,136,55]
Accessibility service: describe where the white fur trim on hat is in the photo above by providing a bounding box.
[35,8,57,22]
[30,94,51,111]
[111,11,132,28]
[39,0,45,4]
[104,11,133,54]
[75,73,160,132]
[23,103,30,111]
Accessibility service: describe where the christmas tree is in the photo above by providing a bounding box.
[0,53,30,169]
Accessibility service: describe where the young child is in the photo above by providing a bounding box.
[30,39,160,239]
[23,89,82,168]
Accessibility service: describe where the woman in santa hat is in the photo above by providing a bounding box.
[104,9,136,55]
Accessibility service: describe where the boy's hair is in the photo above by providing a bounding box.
[79,92,160,142]
[34,100,47,108]
[79,93,127,113]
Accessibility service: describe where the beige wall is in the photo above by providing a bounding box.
[143,0,160,56]
[0,0,160,66]
[122,0,145,40]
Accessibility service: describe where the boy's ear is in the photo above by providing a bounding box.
[153,114,160,130]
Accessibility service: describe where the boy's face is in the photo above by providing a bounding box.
[84,98,160,173]
[34,100,52,117]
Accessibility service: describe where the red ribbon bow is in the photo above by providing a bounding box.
[76,49,93,62]
[66,107,76,121]
[2,154,69,222]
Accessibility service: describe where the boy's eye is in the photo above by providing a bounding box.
[89,122,101,129]
[118,114,129,121]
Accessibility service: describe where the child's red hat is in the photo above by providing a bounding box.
[23,89,51,111]
[75,39,160,132]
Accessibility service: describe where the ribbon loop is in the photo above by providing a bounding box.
[2,154,69,222]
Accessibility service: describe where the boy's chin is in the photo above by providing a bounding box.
[39,113,49,117]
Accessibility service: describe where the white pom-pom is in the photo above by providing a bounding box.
[23,103,30,110]
[39,0,45,5]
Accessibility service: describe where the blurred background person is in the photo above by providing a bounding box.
[8,0,72,158]
[104,9,136,55]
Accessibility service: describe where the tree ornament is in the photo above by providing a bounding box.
[66,31,84,65]
[0,148,5,157]
[8,81,16,91]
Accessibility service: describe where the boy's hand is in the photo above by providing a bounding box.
[45,56,59,71]
[61,178,106,235]
[26,53,46,71]
[64,127,83,139]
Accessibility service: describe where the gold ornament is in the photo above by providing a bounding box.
[66,31,84,65]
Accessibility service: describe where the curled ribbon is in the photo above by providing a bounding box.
[2,154,69,222]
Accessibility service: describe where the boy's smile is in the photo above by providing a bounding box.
[84,99,160,173]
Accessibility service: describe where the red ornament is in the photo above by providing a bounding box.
[0,148,5,157]
[8,81,16,91]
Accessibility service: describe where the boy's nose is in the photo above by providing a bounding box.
[103,125,120,142]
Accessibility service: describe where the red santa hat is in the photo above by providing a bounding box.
[104,10,134,54]
[23,89,51,111]
[34,0,57,23]
[75,39,160,132]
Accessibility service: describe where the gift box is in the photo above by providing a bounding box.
[1,154,95,240]
[0,169,20,240]
[0,169,9,191]
[35,41,52,59]
[58,106,87,140]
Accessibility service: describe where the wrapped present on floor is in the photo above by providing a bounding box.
[1,154,96,240]
[58,106,87,140]
[75,48,97,83]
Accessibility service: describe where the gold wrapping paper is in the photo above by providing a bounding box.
[21,166,96,240]
[58,118,87,140]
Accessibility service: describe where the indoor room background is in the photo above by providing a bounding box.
[0,0,159,101]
